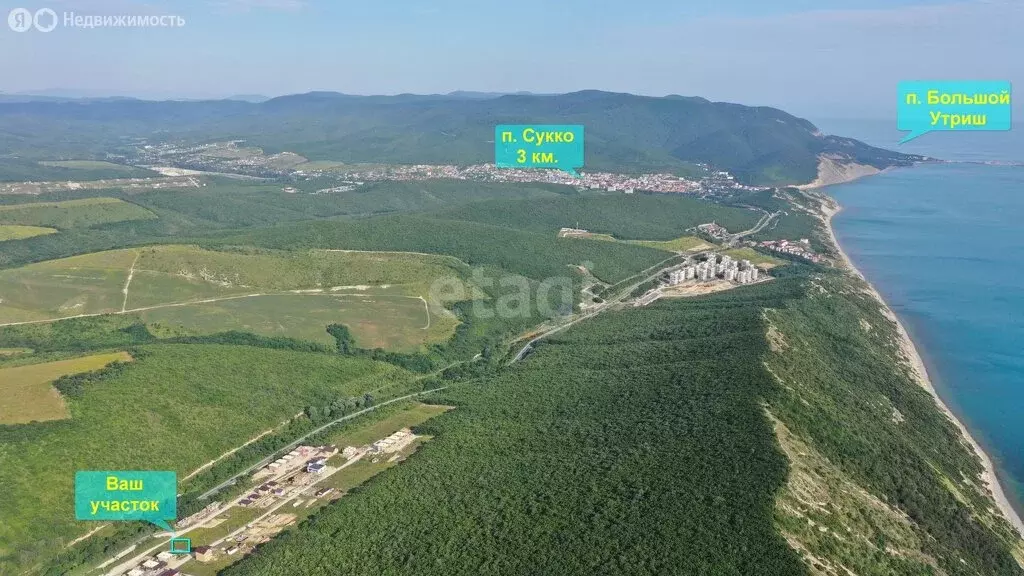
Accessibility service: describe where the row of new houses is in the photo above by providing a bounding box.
[368,429,416,455]
[254,444,338,479]
[758,239,825,263]
[668,255,761,285]
[122,553,186,576]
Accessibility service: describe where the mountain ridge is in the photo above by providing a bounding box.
[0,90,923,185]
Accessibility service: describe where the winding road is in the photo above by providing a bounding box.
[196,385,451,500]
[0,291,429,329]
[723,209,781,246]
[510,255,683,363]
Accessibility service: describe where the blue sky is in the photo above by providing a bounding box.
[1,0,1021,118]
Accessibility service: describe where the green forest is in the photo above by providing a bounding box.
[0,171,1021,576]
[213,215,670,284]
[218,273,1024,576]
[221,282,810,576]
[432,193,760,239]
[0,345,420,571]
[765,274,1024,575]
[0,92,922,185]
[0,180,668,271]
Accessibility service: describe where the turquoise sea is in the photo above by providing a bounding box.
[817,119,1024,518]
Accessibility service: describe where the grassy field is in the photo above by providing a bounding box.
[628,235,713,252]
[38,160,139,172]
[0,344,418,573]
[184,507,261,550]
[0,246,471,351]
[0,249,136,323]
[0,224,58,241]
[0,198,156,229]
[326,402,451,449]
[129,245,468,301]
[141,292,451,352]
[0,351,131,424]
[722,247,786,268]
[560,233,712,254]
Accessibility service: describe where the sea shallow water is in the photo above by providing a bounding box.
[826,160,1024,518]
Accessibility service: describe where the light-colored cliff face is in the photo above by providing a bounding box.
[797,154,881,189]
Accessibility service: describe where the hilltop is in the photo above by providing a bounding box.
[0,90,922,186]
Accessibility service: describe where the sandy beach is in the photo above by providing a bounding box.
[823,200,1024,540]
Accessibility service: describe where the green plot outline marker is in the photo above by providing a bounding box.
[170,537,191,555]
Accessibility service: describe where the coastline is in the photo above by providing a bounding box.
[822,199,1024,539]
[796,157,887,190]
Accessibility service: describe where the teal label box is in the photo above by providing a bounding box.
[495,124,584,176]
[898,81,1012,143]
[75,471,177,532]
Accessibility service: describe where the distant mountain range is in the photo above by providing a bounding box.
[0,91,272,103]
[0,90,538,103]
[0,90,923,185]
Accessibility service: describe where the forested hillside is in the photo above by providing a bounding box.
[0,345,420,571]
[766,274,1024,575]
[222,281,811,576]
[213,215,670,284]
[0,180,581,268]
[1,171,1020,576]
[0,91,922,185]
[431,193,760,239]
[220,271,1024,576]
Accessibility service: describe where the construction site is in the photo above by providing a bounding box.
[104,427,427,576]
[634,252,770,307]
